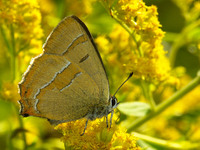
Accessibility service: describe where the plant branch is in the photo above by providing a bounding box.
[127,70,200,131]
[133,132,200,150]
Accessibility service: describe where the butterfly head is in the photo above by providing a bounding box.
[111,96,119,109]
[108,96,119,113]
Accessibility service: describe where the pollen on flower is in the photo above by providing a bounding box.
[55,115,141,149]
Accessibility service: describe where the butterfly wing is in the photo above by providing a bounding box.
[18,16,109,123]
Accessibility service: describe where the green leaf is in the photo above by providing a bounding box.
[118,102,151,117]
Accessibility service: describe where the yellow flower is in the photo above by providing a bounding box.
[38,0,55,15]
[0,0,43,54]
[190,118,200,141]
[1,81,20,104]
[96,24,171,83]
[99,0,174,84]
[55,115,141,149]
[0,0,43,80]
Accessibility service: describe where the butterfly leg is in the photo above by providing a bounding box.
[106,116,108,128]
[110,110,114,128]
[81,119,89,136]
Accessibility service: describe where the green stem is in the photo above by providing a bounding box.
[10,24,16,81]
[7,121,14,150]
[147,84,156,111]
[169,20,200,67]
[0,26,12,54]
[127,70,200,132]
[141,81,156,111]
[15,105,27,150]
[10,24,27,149]
[16,43,30,55]
[133,132,200,150]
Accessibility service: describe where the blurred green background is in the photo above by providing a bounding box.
[0,0,200,149]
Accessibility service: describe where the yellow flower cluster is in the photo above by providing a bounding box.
[0,0,44,79]
[96,25,171,83]
[0,0,43,54]
[55,116,141,150]
[100,0,172,83]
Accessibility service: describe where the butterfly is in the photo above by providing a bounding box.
[18,16,132,135]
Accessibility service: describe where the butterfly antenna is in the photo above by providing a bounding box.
[113,72,133,97]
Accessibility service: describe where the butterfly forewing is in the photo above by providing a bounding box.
[43,16,109,103]
[19,16,110,123]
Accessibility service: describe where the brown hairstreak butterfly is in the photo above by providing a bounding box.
[18,16,133,135]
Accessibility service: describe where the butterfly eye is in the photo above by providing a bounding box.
[112,98,116,107]
[111,96,118,108]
